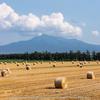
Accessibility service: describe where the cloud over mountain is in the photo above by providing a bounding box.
[92,31,99,36]
[0,3,82,37]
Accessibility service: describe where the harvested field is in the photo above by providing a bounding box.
[0,61,100,100]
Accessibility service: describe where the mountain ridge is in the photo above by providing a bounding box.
[0,34,99,54]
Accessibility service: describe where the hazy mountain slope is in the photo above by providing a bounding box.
[0,34,99,53]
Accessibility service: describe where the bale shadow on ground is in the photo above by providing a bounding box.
[45,87,56,89]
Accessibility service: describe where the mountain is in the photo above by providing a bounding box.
[0,34,100,54]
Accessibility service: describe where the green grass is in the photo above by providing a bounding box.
[0,59,71,63]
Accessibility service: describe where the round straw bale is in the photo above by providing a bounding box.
[26,63,30,66]
[25,61,27,63]
[41,61,43,64]
[10,61,13,64]
[1,70,9,77]
[80,62,83,65]
[15,62,17,64]
[77,64,79,66]
[17,63,19,66]
[22,62,24,65]
[72,61,74,64]
[84,61,86,64]
[54,77,68,89]
[53,64,56,67]
[80,65,82,68]
[97,61,99,64]
[54,61,56,63]
[5,68,11,73]
[87,71,95,79]
[33,62,35,65]
[26,66,31,70]
[4,62,7,65]
[49,61,51,64]
[36,61,38,64]
[0,62,3,64]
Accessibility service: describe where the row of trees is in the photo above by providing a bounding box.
[0,50,100,61]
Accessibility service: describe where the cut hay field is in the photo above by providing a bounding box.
[0,61,100,100]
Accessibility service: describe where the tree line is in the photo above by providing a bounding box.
[0,50,99,61]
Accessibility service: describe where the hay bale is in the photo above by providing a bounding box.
[54,61,56,63]
[97,61,99,64]
[80,65,82,68]
[26,63,30,66]
[77,64,79,66]
[84,61,86,64]
[80,62,83,65]
[4,62,7,65]
[36,61,38,64]
[15,62,17,64]
[53,64,56,67]
[88,61,90,63]
[5,68,11,73]
[54,77,68,89]
[26,66,31,70]
[0,62,3,64]
[33,62,35,65]
[17,63,19,66]
[72,61,74,64]
[22,62,24,65]
[87,71,95,79]
[49,61,51,64]
[10,61,13,64]
[1,70,9,77]
[25,61,27,63]
[41,61,43,64]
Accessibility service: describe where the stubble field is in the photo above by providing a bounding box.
[0,61,100,100]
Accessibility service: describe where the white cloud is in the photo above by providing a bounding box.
[82,23,86,26]
[92,31,99,36]
[0,3,82,37]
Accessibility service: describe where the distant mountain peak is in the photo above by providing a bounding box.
[0,34,100,54]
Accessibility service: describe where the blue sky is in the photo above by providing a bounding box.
[0,0,100,45]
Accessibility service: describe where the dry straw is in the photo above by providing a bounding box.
[17,63,19,66]
[80,65,82,68]
[26,63,30,66]
[25,61,27,63]
[0,62,3,64]
[26,66,31,70]
[80,62,83,65]
[36,61,38,64]
[53,64,56,67]
[87,71,95,79]
[41,61,43,64]
[5,68,11,73]
[84,61,86,64]
[10,61,13,64]
[77,64,79,66]
[49,61,51,64]
[22,62,24,65]
[97,61,99,64]
[54,61,56,63]
[4,62,7,65]
[15,62,17,64]
[1,70,9,77]
[72,61,74,64]
[54,77,68,89]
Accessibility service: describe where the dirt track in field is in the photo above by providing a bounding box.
[0,61,100,100]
